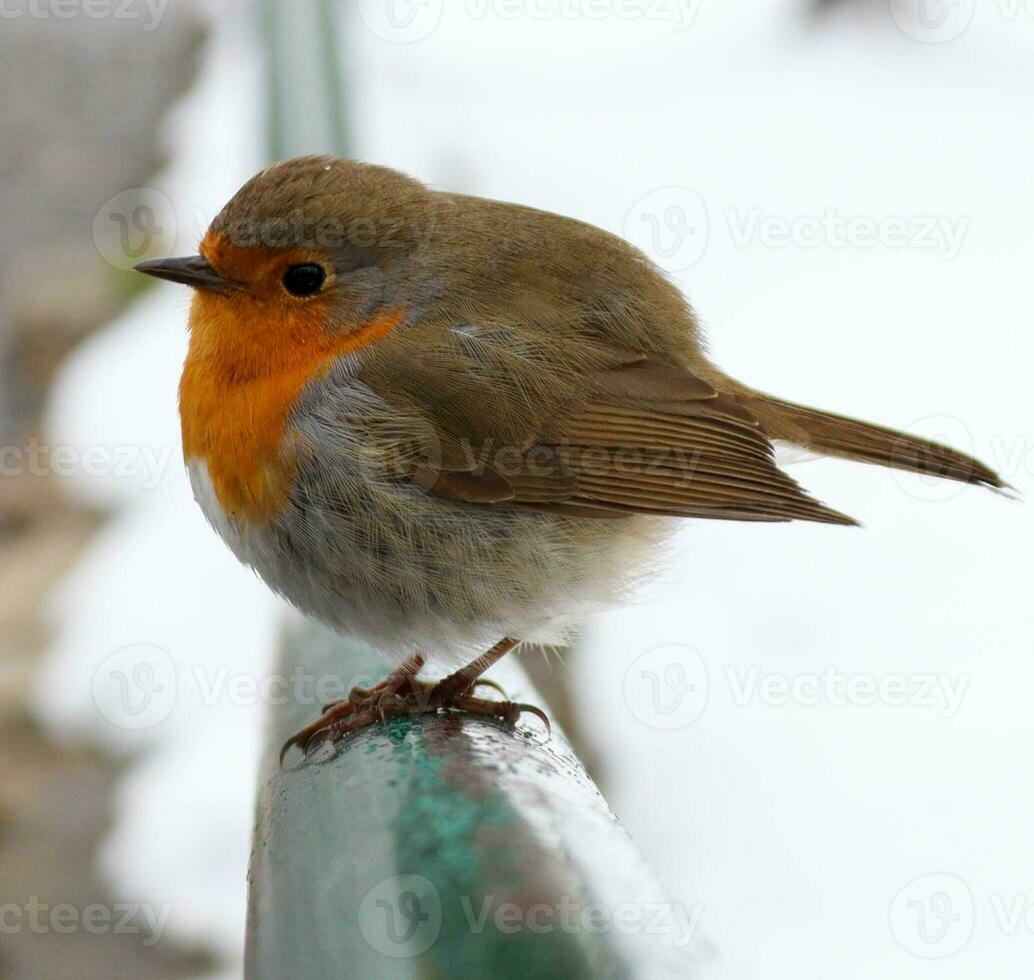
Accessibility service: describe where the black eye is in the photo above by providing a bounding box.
[282,263,326,297]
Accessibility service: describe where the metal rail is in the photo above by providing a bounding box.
[245,623,694,979]
[247,5,694,975]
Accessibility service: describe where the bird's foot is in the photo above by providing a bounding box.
[318,651,427,714]
[280,652,549,766]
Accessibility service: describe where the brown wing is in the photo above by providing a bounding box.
[364,335,857,527]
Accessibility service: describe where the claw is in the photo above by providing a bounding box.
[279,708,375,768]
[279,736,299,768]
[278,698,361,768]
[512,701,551,736]
[279,728,322,769]
[278,642,551,767]
[473,677,509,699]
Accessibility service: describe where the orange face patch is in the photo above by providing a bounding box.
[179,231,403,523]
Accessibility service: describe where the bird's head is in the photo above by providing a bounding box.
[136,155,433,376]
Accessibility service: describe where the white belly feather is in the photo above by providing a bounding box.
[187,451,667,667]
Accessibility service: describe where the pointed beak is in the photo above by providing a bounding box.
[134,255,239,293]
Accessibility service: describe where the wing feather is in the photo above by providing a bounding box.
[358,325,857,527]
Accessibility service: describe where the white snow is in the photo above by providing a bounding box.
[34,2,1034,976]
[33,14,280,970]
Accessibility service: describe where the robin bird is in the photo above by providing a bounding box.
[136,155,1006,761]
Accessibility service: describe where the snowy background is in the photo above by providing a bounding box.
[31,1,1034,977]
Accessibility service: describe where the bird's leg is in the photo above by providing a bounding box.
[280,638,548,765]
[320,651,426,713]
[282,653,427,765]
[422,638,550,734]
[427,637,520,700]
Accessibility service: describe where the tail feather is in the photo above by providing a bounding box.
[739,393,1007,491]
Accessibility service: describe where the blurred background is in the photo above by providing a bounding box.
[2,0,1033,977]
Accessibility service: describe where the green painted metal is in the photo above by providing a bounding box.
[245,624,695,979]
[260,0,348,161]
[247,6,693,975]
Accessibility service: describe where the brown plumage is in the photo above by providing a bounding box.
[136,155,1007,755]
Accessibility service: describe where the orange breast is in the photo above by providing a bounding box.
[179,261,403,524]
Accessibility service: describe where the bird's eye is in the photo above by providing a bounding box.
[282,263,326,297]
